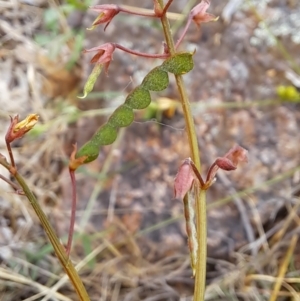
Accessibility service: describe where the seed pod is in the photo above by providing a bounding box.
[141,67,169,91]
[73,52,195,167]
[92,123,118,146]
[125,87,151,110]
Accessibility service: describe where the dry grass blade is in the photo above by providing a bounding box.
[270,201,300,246]
[0,267,72,301]
[248,274,300,285]
[41,243,107,301]
[269,234,298,301]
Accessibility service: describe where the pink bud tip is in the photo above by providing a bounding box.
[174,158,195,199]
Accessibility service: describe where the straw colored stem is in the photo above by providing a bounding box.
[0,157,90,301]
[158,1,206,300]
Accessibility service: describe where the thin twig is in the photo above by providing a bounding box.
[175,17,192,49]
[115,43,169,59]
[5,141,16,169]
[66,168,77,256]
[0,173,23,194]
[121,5,182,20]
[162,0,174,16]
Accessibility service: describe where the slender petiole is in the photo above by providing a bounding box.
[5,141,16,170]
[0,173,24,194]
[162,0,174,16]
[114,43,169,59]
[175,17,192,49]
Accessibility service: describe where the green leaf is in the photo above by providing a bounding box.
[108,104,134,128]
[141,67,169,91]
[161,52,194,75]
[125,87,151,109]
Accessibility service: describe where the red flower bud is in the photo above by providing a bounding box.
[84,43,116,74]
[88,5,119,31]
[190,0,218,27]
[206,144,248,184]
[174,158,195,199]
[215,157,237,171]
[6,114,39,144]
[225,144,248,167]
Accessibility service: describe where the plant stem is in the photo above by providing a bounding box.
[0,173,23,194]
[115,43,169,59]
[66,168,77,255]
[175,17,192,49]
[159,1,207,300]
[119,5,157,18]
[0,157,90,301]
[194,189,207,300]
[6,141,16,169]
[162,0,174,16]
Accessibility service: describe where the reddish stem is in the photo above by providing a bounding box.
[5,141,16,170]
[119,6,157,18]
[205,161,218,183]
[162,0,174,16]
[0,174,24,194]
[114,43,169,59]
[175,16,192,49]
[190,160,205,188]
[66,168,77,256]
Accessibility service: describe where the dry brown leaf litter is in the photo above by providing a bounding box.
[1,1,300,300]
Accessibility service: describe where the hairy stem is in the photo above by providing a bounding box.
[158,1,207,300]
[0,157,90,301]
